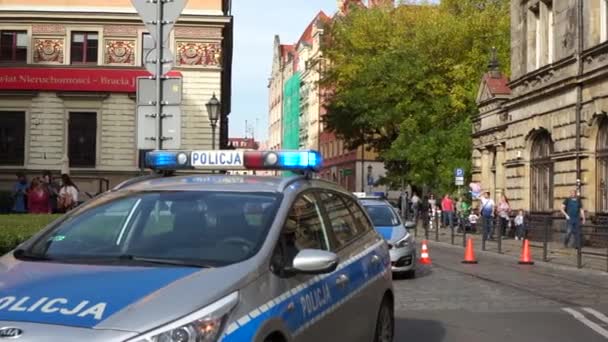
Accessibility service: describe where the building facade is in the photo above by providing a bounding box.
[0,0,233,195]
[267,1,389,194]
[474,0,608,220]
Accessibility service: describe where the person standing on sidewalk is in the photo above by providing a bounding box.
[497,194,511,238]
[441,194,455,230]
[411,192,420,224]
[480,191,495,241]
[560,189,586,249]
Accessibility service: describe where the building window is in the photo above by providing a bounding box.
[71,32,98,64]
[530,131,554,212]
[597,120,608,213]
[69,112,97,167]
[0,31,27,63]
[547,2,554,64]
[141,32,154,65]
[0,112,25,166]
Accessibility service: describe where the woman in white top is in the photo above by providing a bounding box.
[497,194,511,237]
[58,174,79,212]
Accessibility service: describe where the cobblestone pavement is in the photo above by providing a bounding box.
[393,241,608,342]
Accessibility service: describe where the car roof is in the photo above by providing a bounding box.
[116,174,350,194]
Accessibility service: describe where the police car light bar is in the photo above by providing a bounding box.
[145,150,323,172]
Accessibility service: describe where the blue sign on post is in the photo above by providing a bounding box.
[455,168,464,186]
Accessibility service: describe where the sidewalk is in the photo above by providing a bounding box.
[413,226,608,273]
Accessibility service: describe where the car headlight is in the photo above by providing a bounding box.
[127,292,238,342]
[396,234,413,248]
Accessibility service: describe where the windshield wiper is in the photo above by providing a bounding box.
[116,255,212,268]
[13,249,53,261]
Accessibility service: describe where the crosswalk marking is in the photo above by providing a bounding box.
[583,308,608,325]
[562,308,608,339]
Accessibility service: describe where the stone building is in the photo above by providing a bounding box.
[0,0,233,196]
[473,0,608,220]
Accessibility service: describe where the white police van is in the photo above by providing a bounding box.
[0,149,394,342]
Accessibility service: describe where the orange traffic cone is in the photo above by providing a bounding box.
[419,240,432,265]
[518,239,534,265]
[462,238,478,264]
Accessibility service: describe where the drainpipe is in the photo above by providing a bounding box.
[575,0,584,195]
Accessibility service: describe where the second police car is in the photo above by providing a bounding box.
[0,149,394,342]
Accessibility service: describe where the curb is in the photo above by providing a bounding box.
[427,239,608,277]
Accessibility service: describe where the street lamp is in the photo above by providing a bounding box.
[206,93,221,150]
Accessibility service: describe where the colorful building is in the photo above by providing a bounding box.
[0,0,233,196]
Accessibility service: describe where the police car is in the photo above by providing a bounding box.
[0,150,394,342]
[355,195,417,278]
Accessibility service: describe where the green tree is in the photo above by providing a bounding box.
[321,0,510,194]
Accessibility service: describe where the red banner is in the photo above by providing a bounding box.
[0,67,181,93]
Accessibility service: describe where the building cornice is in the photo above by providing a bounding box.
[0,11,231,25]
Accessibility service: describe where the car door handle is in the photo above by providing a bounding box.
[370,255,380,265]
[336,274,349,288]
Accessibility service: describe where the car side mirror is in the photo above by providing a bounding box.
[289,249,339,275]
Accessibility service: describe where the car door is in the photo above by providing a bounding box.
[268,191,341,341]
[317,191,384,341]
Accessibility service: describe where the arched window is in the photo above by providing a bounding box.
[597,120,608,213]
[530,131,554,212]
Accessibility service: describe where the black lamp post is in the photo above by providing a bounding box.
[206,93,221,150]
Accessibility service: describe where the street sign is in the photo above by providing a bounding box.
[144,47,174,77]
[343,169,353,176]
[131,0,188,44]
[455,168,465,186]
[455,168,465,177]
[137,77,182,105]
[131,0,188,150]
[137,105,181,150]
[455,177,464,186]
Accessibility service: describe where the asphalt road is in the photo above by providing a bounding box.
[393,241,608,342]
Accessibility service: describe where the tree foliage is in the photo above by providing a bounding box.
[321,0,510,193]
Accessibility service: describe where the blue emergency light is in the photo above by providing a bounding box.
[144,150,323,172]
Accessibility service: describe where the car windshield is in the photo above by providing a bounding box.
[24,191,281,267]
[363,204,400,227]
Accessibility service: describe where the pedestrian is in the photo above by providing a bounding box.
[419,195,430,232]
[41,170,59,213]
[428,193,438,229]
[58,174,79,213]
[27,177,51,214]
[560,189,586,249]
[456,197,470,232]
[12,172,28,214]
[514,210,526,240]
[497,194,511,237]
[480,191,495,240]
[411,192,420,223]
[468,209,479,233]
[441,194,455,230]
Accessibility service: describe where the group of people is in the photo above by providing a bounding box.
[12,171,79,214]
[476,192,527,241]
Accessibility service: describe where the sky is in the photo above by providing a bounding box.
[229,0,337,142]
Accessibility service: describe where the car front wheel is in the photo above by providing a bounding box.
[374,296,394,342]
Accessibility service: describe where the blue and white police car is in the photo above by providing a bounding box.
[0,150,394,342]
[356,195,417,278]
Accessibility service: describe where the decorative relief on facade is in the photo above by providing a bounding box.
[175,27,222,39]
[103,25,139,37]
[33,39,64,63]
[105,40,135,65]
[176,42,221,67]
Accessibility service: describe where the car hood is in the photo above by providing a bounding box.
[374,225,407,243]
[0,254,253,333]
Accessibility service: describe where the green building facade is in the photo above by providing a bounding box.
[282,72,301,150]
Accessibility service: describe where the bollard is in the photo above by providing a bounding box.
[451,225,455,245]
[424,220,429,240]
[462,226,467,247]
[542,217,549,262]
[435,220,439,242]
[577,229,583,269]
[482,229,486,251]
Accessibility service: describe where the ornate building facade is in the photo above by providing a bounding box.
[0,0,233,194]
[474,0,608,219]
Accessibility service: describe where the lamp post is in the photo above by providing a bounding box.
[206,93,221,150]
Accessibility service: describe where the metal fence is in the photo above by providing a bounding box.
[415,212,608,273]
